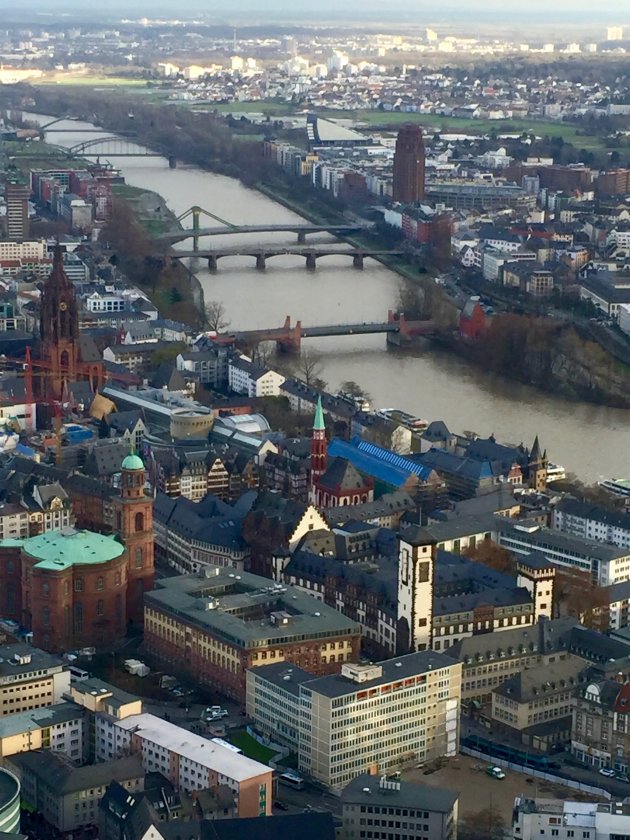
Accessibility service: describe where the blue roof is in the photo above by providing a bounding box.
[327,437,434,488]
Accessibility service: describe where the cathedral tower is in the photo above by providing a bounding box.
[39,246,80,400]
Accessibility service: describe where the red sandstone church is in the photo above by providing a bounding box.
[0,453,154,653]
[35,245,105,401]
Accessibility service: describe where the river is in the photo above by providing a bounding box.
[27,114,630,483]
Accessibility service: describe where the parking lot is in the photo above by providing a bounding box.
[405,755,587,825]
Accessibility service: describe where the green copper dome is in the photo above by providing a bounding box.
[122,453,144,471]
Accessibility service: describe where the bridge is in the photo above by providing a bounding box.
[218,312,439,353]
[160,205,367,250]
[17,131,177,166]
[67,136,165,158]
[174,246,403,271]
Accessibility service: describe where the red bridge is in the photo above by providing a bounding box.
[215,311,440,353]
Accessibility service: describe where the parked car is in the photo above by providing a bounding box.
[273,801,289,811]
[203,706,228,720]
[599,768,616,777]
[616,773,630,783]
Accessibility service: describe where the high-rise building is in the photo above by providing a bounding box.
[607,25,623,41]
[393,125,426,204]
[5,181,30,241]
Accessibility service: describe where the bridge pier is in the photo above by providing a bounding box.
[207,255,218,272]
[353,254,364,269]
[305,253,317,271]
[256,254,266,271]
[297,231,306,244]
[168,155,177,169]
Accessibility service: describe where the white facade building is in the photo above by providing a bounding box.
[512,796,630,840]
[246,652,461,791]
[0,241,45,261]
[94,712,273,816]
[228,355,285,398]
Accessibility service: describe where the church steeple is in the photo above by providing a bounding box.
[38,245,80,399]
[310,396,327,499]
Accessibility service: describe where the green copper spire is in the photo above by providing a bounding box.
[313,396,325,431]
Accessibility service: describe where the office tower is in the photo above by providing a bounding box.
[5,181,30,241]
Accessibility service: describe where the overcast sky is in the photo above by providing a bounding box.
[12,0,630,23]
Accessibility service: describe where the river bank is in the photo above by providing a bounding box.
[20,110,630,482]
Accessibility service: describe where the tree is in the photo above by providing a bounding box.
[251,341,275,367]
[554,567,609,629]
[339,380,371,403]
[205,300,231,333]
[464,540,517,574]
[459,806,506,840]
[295,348,325,389]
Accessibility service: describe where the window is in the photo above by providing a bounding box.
[135,548,143,569]
[75,578,83,592]
[42,607,50,626]
[42,582,49,596]
[96,576,104,591]
[416,563,430,583]
[96,600,104,617]
[74,603,83,632]
[134,512,144,532]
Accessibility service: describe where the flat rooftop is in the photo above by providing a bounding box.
[297,651,459,700]
[145,569,361,649]
[115,713,270,782]
[0,702,84,739]
[342,773,457,813]
[71,677,141,710]
[0,644,64,680]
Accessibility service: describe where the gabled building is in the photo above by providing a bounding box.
[242,489,329,578]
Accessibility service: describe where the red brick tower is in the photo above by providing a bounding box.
[393,124,426,204]
[115,451,154,629]
[309,397,327,503]
[39,245,80,400]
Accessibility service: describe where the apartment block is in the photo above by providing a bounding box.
[7,750,144,834]
[93,712,273,818]
[246,652,461,790]
[0,702,86,762]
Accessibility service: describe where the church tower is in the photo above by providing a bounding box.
[39,246,80,400]
[528,436,548,491]
[114,450,154,629]
[309,397,327,504]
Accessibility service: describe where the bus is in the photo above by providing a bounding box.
[278,771,304,790]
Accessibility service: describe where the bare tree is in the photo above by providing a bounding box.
[296,348,325,388]
[459,806,506,840]
[251,341,275,367]
[205,300,231,333]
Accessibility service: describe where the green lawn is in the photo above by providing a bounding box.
[228,729,277,764]
[36,73,148,88]
[313,109,616,151]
